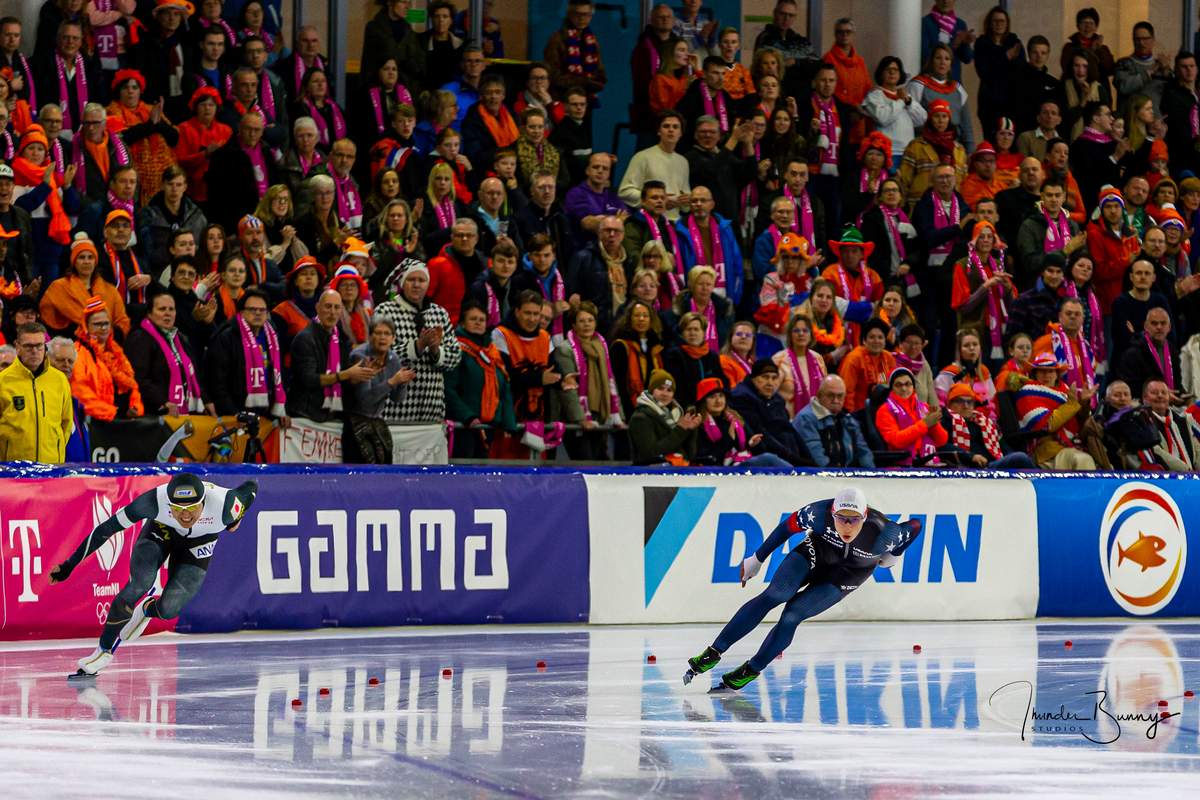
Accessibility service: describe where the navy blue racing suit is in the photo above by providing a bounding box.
[712,499,920,671]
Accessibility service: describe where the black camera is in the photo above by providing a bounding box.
[236,411,261,437]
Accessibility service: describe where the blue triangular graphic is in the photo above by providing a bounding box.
[644,487,716,606]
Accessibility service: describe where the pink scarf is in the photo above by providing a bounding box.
[297,148,323,177]
[484,281,502,327]
[536,267,567,340]
[886,394,939,464]
[568,330,619,420]
[813,95,840,171]
[835,264,872,301]
[930,193,960,258]
[140,319,204,413]
[304,98,347,147]
[1064,281,1105,363]
[92,0,120,69]
[692,298,719,352]
[740,140,761,224]
[242,27,274,52]
[686,215,726,292]
[434,195,456,229]
[1146,333,1175,390]
[369,84,414,134]
[196,69,233,98]
[200,15,237,44]
[333,172,362,228]
[1192,101,1200,139]
[930,6,957,42]
[642,36,662,75]
[55,52,88,130]
[641,209,680,257]
[13,51,33,110]
[256,71,277,122]
[767,224,786,252]
[242,143,270,197]
[701,82,728,132]
[106,189,134,217]
[788,347,823,412]
[703,412,750,464]
[320,321,343,411]
[237,313,286,416]
[968,245,1009,358]
[1043,208,1071,252]
[880,205,919,297]
[783,186,815,251]
[1077,126,1113,144]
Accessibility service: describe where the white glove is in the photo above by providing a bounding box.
[740,554,762,586]
[878,552,898,568]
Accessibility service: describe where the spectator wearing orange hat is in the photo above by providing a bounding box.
[1143,139,1170,191]
[898,98,966,210]
[1086,186,1142,312]
[843,131,891,225]
[940,382,1033,469]
[175,86,232,210]
[106,69,179,208]
[959,141,1010,210]
[756,232,818,352]
[330,265,372,347]
[951,219,1015,360]
[70,295,144,421]
[271,255,325,350]
[11,124,78,282]
[97,208,152,317]
[40,234,131,338]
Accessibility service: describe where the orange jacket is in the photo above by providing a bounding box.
[837,346,895,413]
[823,47,871,107]
[71,338,144,421]
[959,172,1009,211]
[649,72,691,114]
[1085,219,1141,313]
[722,63,755,100]
[875,393,949,451]
[39,275,130,336]
[175,117,232,203]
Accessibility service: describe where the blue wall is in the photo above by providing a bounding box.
[527,1,743,172]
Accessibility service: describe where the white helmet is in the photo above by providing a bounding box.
[833,487,868,517]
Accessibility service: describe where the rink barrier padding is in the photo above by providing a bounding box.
[0,465,1195,639]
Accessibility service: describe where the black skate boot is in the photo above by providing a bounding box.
[718,661,760,692]
[683,646,722,685]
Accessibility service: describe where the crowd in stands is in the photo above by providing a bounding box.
[0,0,1198,472]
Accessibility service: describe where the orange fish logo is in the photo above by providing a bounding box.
[1118,532,1167,572]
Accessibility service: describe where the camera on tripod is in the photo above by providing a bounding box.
[236,411,261,437]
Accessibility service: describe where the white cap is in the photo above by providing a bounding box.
[833,487,867,517]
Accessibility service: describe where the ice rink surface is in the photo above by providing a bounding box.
[0,620,1197,799]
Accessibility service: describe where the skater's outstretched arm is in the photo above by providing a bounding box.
[877,518,923,567]
[49,489,163,583]
[221,481,258,531]
[740,504,820,586]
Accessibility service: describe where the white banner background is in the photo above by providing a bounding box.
[280,418,344,463]
[585,474,1038,623]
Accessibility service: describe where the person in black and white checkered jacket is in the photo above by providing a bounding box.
[372,258,462,424]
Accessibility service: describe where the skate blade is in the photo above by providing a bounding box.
[708,683,733,694]
[67,669,97,682]
[683,669,696,686]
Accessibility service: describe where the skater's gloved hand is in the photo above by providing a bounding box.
[740,554,762,586]
[49,562,72,584]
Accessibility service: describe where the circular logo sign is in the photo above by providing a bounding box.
[1099,483,1186,615]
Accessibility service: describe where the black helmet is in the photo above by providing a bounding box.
[166,473,206,506]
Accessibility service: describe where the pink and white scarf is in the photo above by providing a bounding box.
[91,0,121,70]
[334,172,362,229]
[140,319,204,413]
[568,330,620,420]
[886,395,939,464]
[641,209,681,256]
[686,215,726,293]
[305,98,347,147]
[783,186,815,251]
[929,193,960,261]
[859,168,882,194]
[930,5,958,43]
[237,313,286,416]
[320,321,343,411]
[74,135,129,192]
[256,72,277,122]
[1076,126,1113,144]
[812,95,840,173]
[1043,208,1071,252]
[434,195,456,229]
[55,52,88,131]
[701,82,728,132]
[788,347,824,413]
[11,51,33,110]
[369,84,414,134]
[243,143,270,197]
[881,205,920,296]
[297,148,323,177]
[968,245,1009,358]
[692,297,719,352]
[535,267,567,340]
[106,188,134,217]
[484,281,502,327]
[835,264,872,302]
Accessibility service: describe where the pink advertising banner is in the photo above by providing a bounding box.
[0,476,178,641]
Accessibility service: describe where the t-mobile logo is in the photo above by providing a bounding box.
[8,521,43,603]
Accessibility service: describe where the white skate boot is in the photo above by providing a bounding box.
[72,647,113,678]
[116,594,156,650]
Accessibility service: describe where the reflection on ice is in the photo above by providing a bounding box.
[0,621,1196,798]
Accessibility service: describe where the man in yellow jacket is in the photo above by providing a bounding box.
[0,322,75,463]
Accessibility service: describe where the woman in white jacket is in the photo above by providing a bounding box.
[861,56,927,171]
